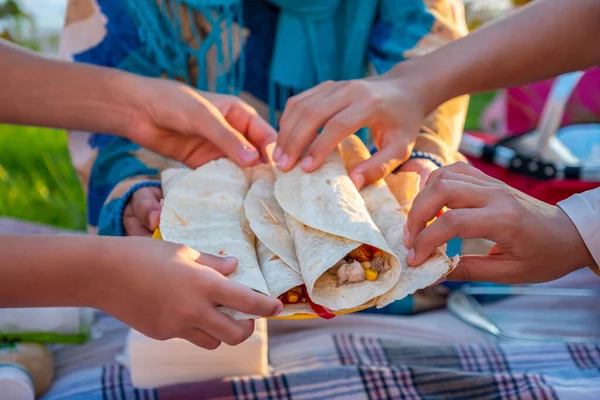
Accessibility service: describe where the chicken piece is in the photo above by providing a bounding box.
[328,258,347,274]
[336,261,366,286]
[370,256,390,272]
[348,245,373,262]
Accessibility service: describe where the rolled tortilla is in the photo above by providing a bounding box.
[265,143,401,311]
[340,136,457,308]
[159,159,270,318]
[245,165,314,317]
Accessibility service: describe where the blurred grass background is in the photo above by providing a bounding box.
[0,92,494,230]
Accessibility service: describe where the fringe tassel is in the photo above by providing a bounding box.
[125,0,244,95]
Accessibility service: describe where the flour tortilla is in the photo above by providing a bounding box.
[265,143,401,311]
[159,159,269,319]
[245,165,314,317]
[161,168,192,197]
[340,136,457,308]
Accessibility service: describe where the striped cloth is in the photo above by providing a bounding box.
[42,332,600,399]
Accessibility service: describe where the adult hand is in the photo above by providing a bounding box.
[123,186,163,237]
[404,162,594,284]
[124,76,277,168]
[94,238,282,349]
[273,76,427,189]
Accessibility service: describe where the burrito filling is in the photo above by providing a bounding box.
[328,245,391,287]
[278,285,336,319]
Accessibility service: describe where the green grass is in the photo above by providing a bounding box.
[0,125,86,230]
[0,92,493,230]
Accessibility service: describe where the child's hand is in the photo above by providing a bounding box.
[93,238,283,349]
[123,186,163,237]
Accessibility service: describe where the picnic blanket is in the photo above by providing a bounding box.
[42,330,600,400]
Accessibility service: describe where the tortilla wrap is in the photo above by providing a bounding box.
[265,143,401,311]
[340,136,457,308]
[245,165,315,317]
[159,159,269,319]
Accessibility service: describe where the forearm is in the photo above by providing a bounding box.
[0,235,114,308]
[0,40,140,135]
[393,0,600,113]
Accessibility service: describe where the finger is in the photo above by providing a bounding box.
[426,161,501,186]
[211,281,283,317]
[447,255,525,284]
[189,99,261,167]
[276,87,348,171]
[201,312,255,346]
[131,186,163,230]
[222,100,277,159]
[191,252,239,276]
[182,328,222,350]
[142,127,225,168]
[350,141,412,190]
[123,215,153,237]
[300,104,371,173]
[406,180,493,248]
[277,81,338,156]
[408,208,494,266]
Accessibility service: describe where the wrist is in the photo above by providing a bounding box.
[387,58,456,116]
[104,71,148,138]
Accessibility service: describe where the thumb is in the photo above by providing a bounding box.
[350,141,412,189]
[131,186,163,230]
[447,255,524,284]
[193,252,239,276]
[197,104,260,167]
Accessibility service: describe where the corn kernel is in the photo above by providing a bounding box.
[287,292,299,303]
[365,268,378,281]
[360,261,371,269]
[152,228,162,240]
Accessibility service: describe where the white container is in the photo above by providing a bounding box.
[0,364,35,400]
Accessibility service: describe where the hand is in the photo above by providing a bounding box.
[404,162,594,284]
[93,238,283,349]
[124,76,277,168]
[123,186,162,237]
[397,158,439,189]
[273,75,426,189]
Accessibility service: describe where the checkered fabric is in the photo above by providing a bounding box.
[42,333,600,400]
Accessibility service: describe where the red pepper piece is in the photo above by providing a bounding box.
[301,285,335,320]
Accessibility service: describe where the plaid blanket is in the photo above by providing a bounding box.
[43,332,600,400]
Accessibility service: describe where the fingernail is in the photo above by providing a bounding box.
[407,249,416,265]
[404,229,411,247]
[273,146,282,161]
[351,174,364,190]
[301,156,313,170]
[222,256,237,263]
[277,153,289,170]
[273,302,283,316]
[241,147,259,164]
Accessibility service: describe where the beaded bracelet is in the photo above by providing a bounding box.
[407,150,444,168]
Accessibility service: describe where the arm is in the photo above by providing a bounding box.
[0,39,274,168]
[392,0,600,115]
[0,234,282,348]
[0,40,137,137]
[369,0,469,167]
[274,0,600,188]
